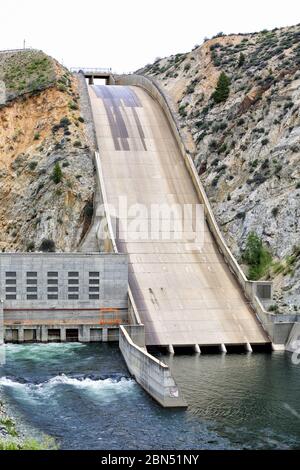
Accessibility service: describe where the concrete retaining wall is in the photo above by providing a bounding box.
[115,74,296,347]
[119,325,187,408]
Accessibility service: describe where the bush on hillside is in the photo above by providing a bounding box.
[242,232,272,280]
[212,72,230,103]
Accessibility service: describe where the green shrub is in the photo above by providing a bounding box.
[39,239,56,252]
[60,117,71,127]
[29,161,38,171]
[268,304,279,313]
[69,101,78,110]
[52,162,62,184]
[0,418,17,437]
[186,82,195,94]
[33,132,40,141]
[242,232,272,280]
[179,104,187,117]
[212,72,230,104]
[218,143,227,154]
[84,200,94,218]
[0,437,57,450]
[26,241,35,252]
[238,52,245,67]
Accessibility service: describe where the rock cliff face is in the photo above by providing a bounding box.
[0,50,95,252]
[138,24,300,312]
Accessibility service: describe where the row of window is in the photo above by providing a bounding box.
[5,293,101,300]
[4,271,100,277]
[4,271,101,301]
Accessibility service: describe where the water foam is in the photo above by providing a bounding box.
[0,374,135,400]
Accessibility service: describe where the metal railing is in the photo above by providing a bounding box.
[70,67,112,74]
[0,48,36,54]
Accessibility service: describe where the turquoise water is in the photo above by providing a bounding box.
[0,343,299,449]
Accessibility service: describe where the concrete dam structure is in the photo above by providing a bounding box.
[2,68,298,407]
[88,81,270,351]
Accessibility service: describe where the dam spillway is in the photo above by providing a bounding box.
[88,83,269,349]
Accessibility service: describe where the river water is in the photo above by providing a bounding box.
[0,343,299,450]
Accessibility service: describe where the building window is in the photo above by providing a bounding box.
[68,272,79,277]
[48,295,58,300]
[48,279,58,285]
[89,279,99,285]
[27,279,37,285]
[6,272,16,277]
[6,294,17,300]
[89,272,99,277]
[26,287,37,293]
[6,279,16,285]
[68,279,79,285]
[27,272,37,277]
[68,294,79,300]
[89,286,99,293]
[27,295,37,300]
[48,272,58,277]
[6,287,16,292]
[68,286,78,293]
[89,294,100,300]
[48,287,58,292]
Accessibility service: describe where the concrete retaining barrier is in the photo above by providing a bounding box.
[119,325,187,408]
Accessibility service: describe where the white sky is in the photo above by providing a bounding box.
[0,0,300,72]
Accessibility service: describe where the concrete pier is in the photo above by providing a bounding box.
[119,325,187,408]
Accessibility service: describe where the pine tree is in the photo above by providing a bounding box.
[52,162,62,184]
[238,52,245,67]
[212,72,230,104]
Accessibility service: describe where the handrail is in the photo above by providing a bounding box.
[71,67,112,74]
[0,48,36,54]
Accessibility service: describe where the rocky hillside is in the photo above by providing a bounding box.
[0,50,95,252]
[138,24,300,312]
